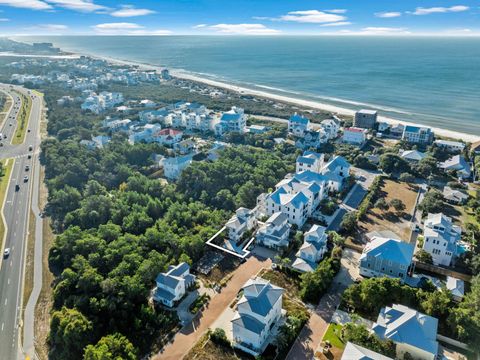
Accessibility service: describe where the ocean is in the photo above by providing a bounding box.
[14,36,480,135]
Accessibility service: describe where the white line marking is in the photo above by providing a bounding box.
[4,298,7,306]
[7,278,10,285]
[1,323,3,331]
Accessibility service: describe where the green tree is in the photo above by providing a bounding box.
[374,198,389,211]
[379,153,410,174]
[83,333,137,360]
[340,211,357,234]
[341,323,396,358]
[419,190,444,215]
[399,172,415,183]
[389,198,406,213]
[415,249,433,264]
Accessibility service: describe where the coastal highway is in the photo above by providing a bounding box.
[0,84,42,360]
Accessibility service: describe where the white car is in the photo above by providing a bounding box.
[4,248,10,258]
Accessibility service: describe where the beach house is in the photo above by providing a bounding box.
[372,304,439,360]
[156,128,183,146]
[153,262,196,308]
[400,150,426,163]
[320,118,340,139]
[163,154,193,180]
[434,139,465,153]
[215,107,246,136]
[231,277,284,356]
[402,125,434,145]
[128,124,162,144]
[354,109,377,129]
[288,113,310,137]
[342,127,367,145]
[359,237,414,282]
[443,186,469,205]
[439,155,471,179]
[295,129,328,149]
[296,151,324,173]
[292,224,328,272]
[256,212,291,250]
[341,342,393,360]
[422,213,461,266]
[226,207,257,243]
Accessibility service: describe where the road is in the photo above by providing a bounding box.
[0,83,42,360]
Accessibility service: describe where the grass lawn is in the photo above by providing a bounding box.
[184,334,251,360]
[355,179,419,243]
[12,91,32,145]
[0,158,14,251]
[322,323,346,350]
[0,96,12,126]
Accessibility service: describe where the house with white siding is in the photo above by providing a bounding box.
[434,139,465,153]
[152,262,196,307]
[256,212,291,250]
[296,151,324,173]
[163,154,193,180]
[320,118,340,139]
[343,127,367,145]
[231,277,284,356]
[226,208,257,243]
[292,224,328,272]
[439,155,471,179]
[423,213,461,266]
[215,107,246,136]
[288,113,310,137]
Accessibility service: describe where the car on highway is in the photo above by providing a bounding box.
[9,123,12,126]
[25,165,30,171]
[15,184,20,191]
[27,154,32,159]
[3,248,10,259]
[23,176,29,182]
[28,145,33,151]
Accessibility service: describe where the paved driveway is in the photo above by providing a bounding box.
[155,255,272,360]
[286,249,360,360]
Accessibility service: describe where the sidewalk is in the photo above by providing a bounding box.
[155,255,272,360]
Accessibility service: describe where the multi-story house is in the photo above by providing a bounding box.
[256,212,291,250]
[342,127,367,145]
[292,224,328,272]
[128,124,162,144]
[156,128,183,146]
[402,125,434,145]
[439,155,471,180]
[232,277,284,356]
[153,262,196,307]
[434,140,466,153]
[214,107,246,136]
[359,237,414,282]
[373,304,439,360]
[163,154,193,180]
[295,129,328,149]
[354,109,377,129]
[320,118,340,139]
[288,113,310,137]
[423,213,461,266]
[226,207,257,243]
[296,151,324,173]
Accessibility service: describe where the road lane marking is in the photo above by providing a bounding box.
[5,298,7,306]
[8,278,10,285]
[1,323,3,331]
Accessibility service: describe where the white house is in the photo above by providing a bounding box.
[423,213,461,266]
[296,151,324,173]
[343,127,367,145]
[163,154,193,180]
[341,342,393,360]
[292,224,328,272]
[288,113,310,137]
[153,262,196,307]
[320,118,340,139]
[226,207,257,243]
[400,150,426,163]
[156,128,183,146]
[443,186,469,205]
[372,304,439,360]
[231,277,284,356]
[104,118,131,132]
[256,212,291,250]
[446,276,464,302]
[128,124,162,144]
[402,125,434,145]
[434,139,465,153]
[215,107,246,136]
[439,155,471,179]
[295,129,328,149]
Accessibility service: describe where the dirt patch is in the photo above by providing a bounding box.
[356,179,419,243]
[184,333,250,360]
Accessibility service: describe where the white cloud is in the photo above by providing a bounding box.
[0,17,10,21]
[280,10,346,23]
[193,24,207,28]
[320,21,351,27]
[0,0,52,10]
[92,22,171,35]
[110,5,155,17]
[208,23,281,35]
[412,5,469,15]
[324,9,347,14]
[46,0,107,12]
[361,27,409,34]
[37,23,68,29]
[375,11,402,18]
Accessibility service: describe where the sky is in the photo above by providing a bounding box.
[0,0,479,36]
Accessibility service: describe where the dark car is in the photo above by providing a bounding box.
[15,184,20,191]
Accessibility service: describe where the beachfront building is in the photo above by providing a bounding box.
[359,237,414,282]
[292,224,328,272]
[434,139,466,153]
[161,69,171,80]
[214,107,246,136]
[341,342,393,360]
[439,155,471,180]
[152,262,196,307]
[400,149,427,163]
[372,304,439,360]
[226,208,257,243]
[402,125,434,145]
[354,109,377,129]
[256,212,291,250]
[320,118,340,139]
[342,127,367,145]
[423,213,461,266]
[288,113,310,137]
[296,151,324,173]
[231,277,284,356]
[163,154,193,180]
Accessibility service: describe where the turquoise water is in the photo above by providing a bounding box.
[15,36,480,135]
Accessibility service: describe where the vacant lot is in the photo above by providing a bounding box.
[184,333,251,360]
[316,323,345,360]
[355,179,419,243]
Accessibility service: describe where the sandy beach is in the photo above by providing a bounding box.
[73,52,480,143]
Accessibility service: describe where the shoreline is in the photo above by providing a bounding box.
[33,50,480,143]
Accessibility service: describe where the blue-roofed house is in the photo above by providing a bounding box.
[320,155,351,192]
[296,151,324,173]
[215,106,246,136]
[256,212,291,250]
[153,262,196,307]
[372,304,439,360]
[402,125,434,145]
[231,277,284,356]
[288,113,310,137]
[292,224,328,272]
[359,237,414,282]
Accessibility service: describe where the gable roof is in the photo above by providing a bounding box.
[289,113,309,125]
[400,150,426,161]
[237,277,284,317]
[341,342,393,360]
[361,237,414,266]
[231,312,266,335]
